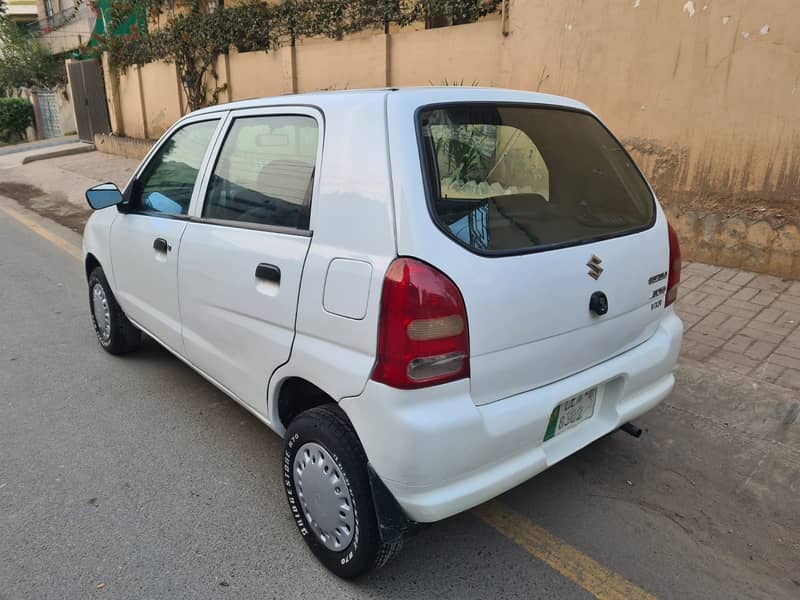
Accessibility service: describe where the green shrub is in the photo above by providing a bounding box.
[0,98,34,142]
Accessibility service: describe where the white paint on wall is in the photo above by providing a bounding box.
[760,24,770,35]
[633,0,641,8]
[722,16,731,25]
[683,1,696,17]
[742,31,750,39]
[565,23,573,31]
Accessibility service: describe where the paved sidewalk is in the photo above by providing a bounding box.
[677,262,800,390]
[0,135,78,156]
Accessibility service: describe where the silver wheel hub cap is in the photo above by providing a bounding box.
[92,283,111,343]
[293,442,355,552]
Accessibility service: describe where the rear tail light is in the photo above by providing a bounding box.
[372,258,469,389]
[665,222,682,306]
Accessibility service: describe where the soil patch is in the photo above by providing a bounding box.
[0,182,90,234]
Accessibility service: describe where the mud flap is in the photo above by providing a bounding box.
[367,463,420,544]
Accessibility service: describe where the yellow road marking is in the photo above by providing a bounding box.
[473,501,656,600]
[0,204,81,262]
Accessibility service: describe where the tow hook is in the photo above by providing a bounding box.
[620,422,643,438]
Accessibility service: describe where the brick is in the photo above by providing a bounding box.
[745,341,777,361]
[676,302,711,319]
[754,307,783,324]
[731,287,759,302]
[685,330,727,348]
[685,263,721,277]
[680,289,707,306]
[768,353,800,370]
[716,301,761,320]
[775,341,800,360]
[704,281,743,297]
[681,340,717,361]
[771,298,800,315]
[749,274,791,293]
[698,294,725,310]
[708,351,758,375]
[683,263,720,278]
[680,275,707,291]
[729,272,756,287]
[786,282,800,297]
[675,310,703,330]
[742,320,793,338]
[777,368,800,389]
[739,327,785,345]
[710,268,740,283]
[753,362,785,383]
[787,327,800,343]
[751,290,778,306]
[723,334,754,354]
[717,316,749,339]
[695,312,728,329]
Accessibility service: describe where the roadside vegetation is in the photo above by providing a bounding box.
[0,18,62,95]
[94,0,502,110]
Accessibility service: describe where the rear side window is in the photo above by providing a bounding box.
[203,115,318,229]
[418,104,654,253]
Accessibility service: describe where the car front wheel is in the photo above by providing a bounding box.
[88,266,141,355]
[283,404,402,578]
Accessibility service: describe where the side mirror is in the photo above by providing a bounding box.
[86,182,123,210]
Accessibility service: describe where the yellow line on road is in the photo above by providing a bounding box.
[473,501,656,600]
[0,204,81,262]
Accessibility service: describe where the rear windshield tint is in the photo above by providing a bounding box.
[418,104,655,254]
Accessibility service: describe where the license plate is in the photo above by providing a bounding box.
[543,387,597,441]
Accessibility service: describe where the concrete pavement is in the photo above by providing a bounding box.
[0,149,138,233]
[0,196,797,599]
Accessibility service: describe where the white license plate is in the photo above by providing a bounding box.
[543,387,597,441]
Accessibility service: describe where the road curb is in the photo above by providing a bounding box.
[21,143,96,165]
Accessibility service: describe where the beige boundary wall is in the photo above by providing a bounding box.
[101,0,800,276]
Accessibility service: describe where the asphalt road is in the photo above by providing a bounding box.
[0,200,797,600]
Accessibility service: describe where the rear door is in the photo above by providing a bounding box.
[110,117,222,352]
[389,95,670,406]
[178,108,321,414]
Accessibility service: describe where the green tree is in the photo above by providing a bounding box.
[0,19,61,94]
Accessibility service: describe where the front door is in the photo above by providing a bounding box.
[178,111,321,413]
[110,118,221,353]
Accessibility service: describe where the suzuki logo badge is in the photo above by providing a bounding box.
[587,255,603,280]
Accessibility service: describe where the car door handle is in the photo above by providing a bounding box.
[153,237,170,253]
[255,263,281,283]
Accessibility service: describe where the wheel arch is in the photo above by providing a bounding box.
[85,252,102,281]
[273,376,336,433]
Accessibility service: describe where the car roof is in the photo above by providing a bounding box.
[189,86,591,117]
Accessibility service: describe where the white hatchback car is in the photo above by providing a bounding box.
[83,87,683,578]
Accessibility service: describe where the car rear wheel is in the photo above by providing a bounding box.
[88,266,141,355]
[283,404,402,578]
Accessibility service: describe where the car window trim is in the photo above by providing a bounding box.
[189,105,325,234]
[186,216,313,237]
[414,101,658,258]
[121,114,228,219]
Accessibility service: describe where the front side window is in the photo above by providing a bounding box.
[419,105,655,253]
[133,119,219,216]
[203,115,319,229]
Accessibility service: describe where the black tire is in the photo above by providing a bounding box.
[283,404,403,578]
[88,266,141,355]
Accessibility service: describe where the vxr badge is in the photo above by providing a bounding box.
[586,255,603,280]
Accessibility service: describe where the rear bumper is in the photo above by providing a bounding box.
[340,310,683,523]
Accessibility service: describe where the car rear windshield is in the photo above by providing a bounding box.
[418,104,655,254]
